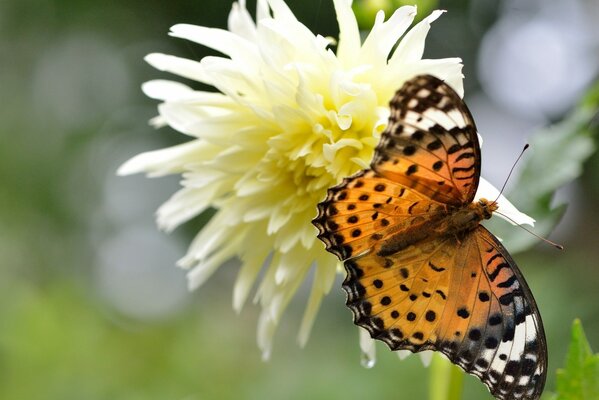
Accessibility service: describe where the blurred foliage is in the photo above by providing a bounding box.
[487,82,598,253]
[430,354,465,400]
[0,280,438,400]
[1,0,598,399]
[549,320,599,400]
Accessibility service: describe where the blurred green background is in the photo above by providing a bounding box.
[1,0,598,399]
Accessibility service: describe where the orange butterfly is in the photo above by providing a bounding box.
[313,75,547,400]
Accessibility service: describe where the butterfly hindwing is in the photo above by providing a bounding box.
[343,235,455,348]
[343,226,546,400]
[372,75,481,205]
[472,226,547,400]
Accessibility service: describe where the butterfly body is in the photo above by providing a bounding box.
[378,198,498,257]
[313,75,547,400]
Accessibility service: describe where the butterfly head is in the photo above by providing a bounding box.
[477,198,499,220]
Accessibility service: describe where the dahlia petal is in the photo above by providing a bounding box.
[242,202,274,222]
[267,206,293,235]
[295,76,329,117]
[275,215,309,252]
[257,250,310,323]
[149,115,167,128]
[257,311,276,360]
[322,138,363,161]
[300,223,317,249]
[270,104,312,132]
[256,0,270,22]
[350,156,370,170]
[359,327,377,367]
[200,57,267,107]
[182,172,230,194]
[298,256,336,346]
[274,251,297,285]
[475,177,535,227]
[394,349,433,366]
[315,34,335,51]
[156,183,225,233]
[253,253,279,303]
[142,80,193,101]
[207,146,262,174]
[390,10,445,65]
[338,95,378,130]
[265,0,298,22]
[178,212,233,267]
[397,349,411,360]
[233,244,271,312]
[334,0,361,66]
[231,126,280,150]
[169,24,259,64]
[419,350,434,367]
[393,58,464,97]
[161,90,240,110]
[360,6,416,65]
[336,113,353,130]
[157,103,247,142]
[335,73,370,98]
[269,285,300,325]
[227,0,257,40]
[187,234,242,290]
[257,19,322,67]
[234,173,273,196]
[145,53,211,84]
[117,140,217,177]
[156,102,209,136]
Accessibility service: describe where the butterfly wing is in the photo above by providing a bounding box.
[471,226,547,400]
[343,225,546,400]
[372,75,481,205]
[313,169,448,260]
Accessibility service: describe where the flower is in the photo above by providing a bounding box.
[118,0,531,361]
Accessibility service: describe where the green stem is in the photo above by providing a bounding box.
[429,353,464,400]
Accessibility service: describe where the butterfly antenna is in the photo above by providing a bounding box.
[492,144,563,250]
[493,144,529,205]
[494,211,564,250]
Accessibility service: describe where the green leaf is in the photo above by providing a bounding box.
[487,81,599,253]
[553,319,599,400]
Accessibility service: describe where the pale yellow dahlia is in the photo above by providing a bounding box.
[119,0,468,359]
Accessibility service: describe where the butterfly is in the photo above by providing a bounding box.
[312,75,547,400]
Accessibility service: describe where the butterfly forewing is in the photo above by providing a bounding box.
[371,75,481,205]
[313,170,447,260]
